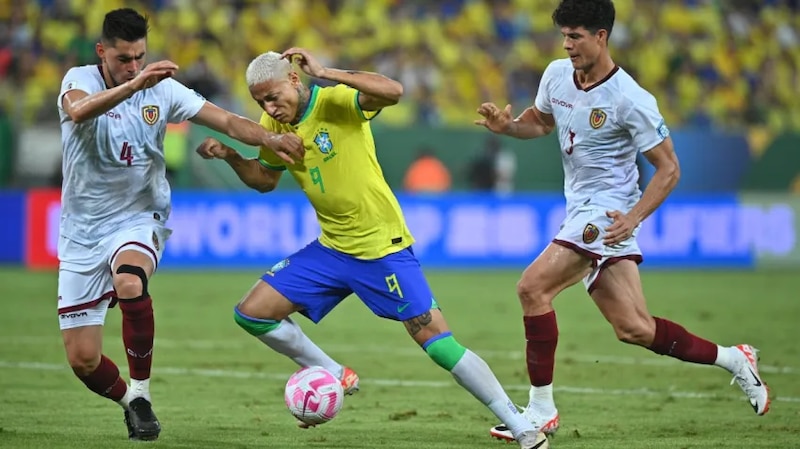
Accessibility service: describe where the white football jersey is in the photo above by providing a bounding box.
[534,58,669,215]
[57,65,205,245]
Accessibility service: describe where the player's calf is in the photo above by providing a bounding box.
[63,327,129,404]
[115,264,156,400]
[66,346,102,377]
[610,315,656,347]
[71,353,131,414]
[420,330,537,441]
[645,317,718,364]
[234,308,348,382]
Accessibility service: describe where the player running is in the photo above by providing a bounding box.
[196,48,547,449]
[56,8,303,441]
[474,0,771,442]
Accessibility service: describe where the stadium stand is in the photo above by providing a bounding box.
[1,0,798,131]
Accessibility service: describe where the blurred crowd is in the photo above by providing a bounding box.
[1,0,799,130]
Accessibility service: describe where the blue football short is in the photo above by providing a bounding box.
[260,240,437,323]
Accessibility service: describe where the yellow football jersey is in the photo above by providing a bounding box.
[258,84,414,259]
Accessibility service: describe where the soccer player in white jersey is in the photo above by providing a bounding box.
[475,0,770,442]
[56,8,303,441]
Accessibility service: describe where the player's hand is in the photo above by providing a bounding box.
[195,137,232,160]
[281,47,327,78]
[474,103,514,134]
[604,210,639,246]
[129,60,178,92]
[266,133,304,165]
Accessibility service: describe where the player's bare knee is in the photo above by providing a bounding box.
[612,319,654,346]
[516,276,552,308]
[114,273,143,300]
[66,347,101,376]
[237,299,274,320]
[405,309,448,346]
[114,264,149,300]
[236,281,297,321]
[237,295,293,321]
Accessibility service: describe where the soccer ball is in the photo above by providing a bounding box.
[284,366,344,426]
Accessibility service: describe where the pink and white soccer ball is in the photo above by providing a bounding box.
[284,366,344,426]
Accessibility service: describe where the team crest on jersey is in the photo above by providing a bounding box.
[152,231,160,251]
[265,258,290,276]
[589,109,607,129]
[583,223,600,244]
[657,120,670,139]
[314,129,333,154]
[142,105,159,125]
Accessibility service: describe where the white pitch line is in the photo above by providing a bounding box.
[3,336,797,375]
[1,360,799,404]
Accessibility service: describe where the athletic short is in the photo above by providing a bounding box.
[57,219,170,330]
[261,240,437,323]
[552,205,643,292]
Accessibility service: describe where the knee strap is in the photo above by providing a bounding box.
[423,332,466,371]
[233,306,281,336]
[116,264,149,300]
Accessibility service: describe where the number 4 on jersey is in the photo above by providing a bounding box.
[119,142,134,166]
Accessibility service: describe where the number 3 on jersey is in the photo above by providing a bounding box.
[566,129,576,155]
[119,141,134,166]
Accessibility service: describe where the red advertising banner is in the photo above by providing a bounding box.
[25,188,61,269]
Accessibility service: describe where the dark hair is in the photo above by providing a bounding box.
[101,8,149,44]
[552,0,615,39]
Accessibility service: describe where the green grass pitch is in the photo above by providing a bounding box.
[1,268,798,448]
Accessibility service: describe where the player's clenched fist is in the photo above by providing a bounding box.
[265,133,304,164]
[195,137,231,160]
[129,60,179,92]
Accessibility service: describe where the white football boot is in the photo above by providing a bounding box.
[729,344,771,415]
[490,405,559,441]
[516,430,549,449]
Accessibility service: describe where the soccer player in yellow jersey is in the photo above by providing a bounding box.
[195,48,547,448]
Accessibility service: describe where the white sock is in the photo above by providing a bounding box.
[256,317,344,378]
[117,384,132,410]
[528,384,556,414]
[130,378,151,402]
[714,345,741,372]
[450,350,536,440]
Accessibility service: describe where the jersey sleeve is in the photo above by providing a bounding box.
[621,91,670,153]
[326,84,379,121]
[533,61,559,115]
[57,67,103,112]
[257,113,287,171]
[165,79,206,123]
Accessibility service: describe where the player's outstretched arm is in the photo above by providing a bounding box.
[191,102,304,165]
[474,104,554,139]
[62,60,178,124]
[281,47,403,111]
[195,137,282,193]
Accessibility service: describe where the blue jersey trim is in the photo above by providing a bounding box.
[233,306,280,324]
[422,331,453,350]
